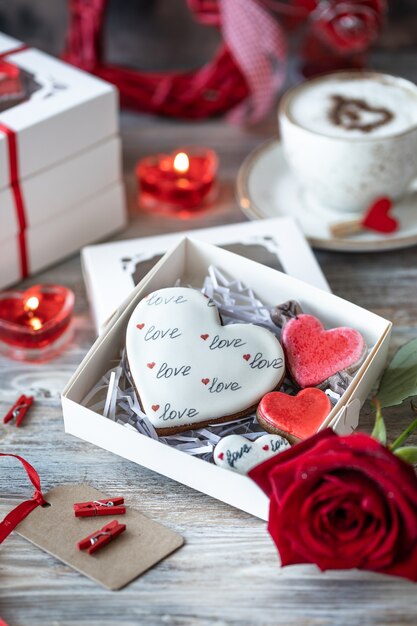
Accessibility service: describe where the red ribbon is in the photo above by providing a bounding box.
[0,44,30,279]
[0,453,46,544]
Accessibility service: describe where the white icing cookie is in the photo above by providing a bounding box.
[126,287,285,434]
[214,434,291,474]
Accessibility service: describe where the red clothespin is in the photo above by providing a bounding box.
[3,395,34,427]
[77,519,126,555]
[73,497,125,518]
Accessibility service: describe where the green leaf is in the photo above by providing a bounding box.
[393,446,417,464]
[371,399,386,445]
[390,417,417,451]
[377,338,417,408]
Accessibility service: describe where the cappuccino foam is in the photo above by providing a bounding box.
[289,76,417,138]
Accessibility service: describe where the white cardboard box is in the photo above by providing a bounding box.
[0,136,122,242]
[0,182,126,288]
[0,33,117,191]
[63,238,392,520]
[82,217,331,333]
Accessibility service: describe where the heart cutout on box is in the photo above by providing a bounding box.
[257,388,331,444]
[281,314,366,388]
[362,197,397,234]
[213,434,290,475]
[126,287,285,435]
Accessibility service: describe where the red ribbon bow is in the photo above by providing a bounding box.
[0,453,46,544]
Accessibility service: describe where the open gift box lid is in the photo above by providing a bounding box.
[82,216,331,334]
[0,32,118,192]
[63,237,391,520]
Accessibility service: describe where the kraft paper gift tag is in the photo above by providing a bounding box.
[15,484,184,590]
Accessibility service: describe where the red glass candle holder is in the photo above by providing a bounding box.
[136,147,218,216]
[0,284,75,361]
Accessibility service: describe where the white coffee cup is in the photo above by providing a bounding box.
[279,71,417,213]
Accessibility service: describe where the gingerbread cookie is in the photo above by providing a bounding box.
[257,388,331,444]
[281,314,367,388]
[126,287,285,435]
[213,434,290,474]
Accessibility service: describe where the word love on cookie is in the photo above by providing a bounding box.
[126,287,285,435]
[214,434,290,475]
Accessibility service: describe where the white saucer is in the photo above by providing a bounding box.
[236,138,417,252]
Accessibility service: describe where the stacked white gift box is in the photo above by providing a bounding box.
[0,32,126,289]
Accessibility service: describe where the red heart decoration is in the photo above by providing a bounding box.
[136,323,145,330]
[151,404,160,412]
[282,314,366,388]
[201,378,210,385]
[218,452,224,460]
[147,362,156,369]
[243,354,251,361]
[200,334,209,340]
[262,444,269,451]
[362,197,397,234]
[257,388,331,444]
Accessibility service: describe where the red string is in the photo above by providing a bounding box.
[0,44,29,60]
[0,45,30,279]
[0,120,29,279]
[0,453,46,544]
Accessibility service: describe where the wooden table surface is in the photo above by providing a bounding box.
[2,60,417,625]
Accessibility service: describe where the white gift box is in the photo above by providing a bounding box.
[0,181,126,288]
[0,136,122,244]
[0,32,126,287]
[0,33,117,190]
[82,217,331,333]
[62,238,392,520]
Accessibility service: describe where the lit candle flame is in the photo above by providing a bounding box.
[29,316,42,331]
[173,152,189,174]
[25,296,40,312]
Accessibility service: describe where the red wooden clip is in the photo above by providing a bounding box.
[77,519,126,555]
[3,395,34,427]
[73,497,125,518]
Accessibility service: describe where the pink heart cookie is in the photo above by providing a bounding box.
[281,314,366,388]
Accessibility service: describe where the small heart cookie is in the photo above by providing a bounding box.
[281,314,366,388]
[257,388,331,444]
[214,434,290,475]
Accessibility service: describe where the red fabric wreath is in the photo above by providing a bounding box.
[249,428,417,581]
[64,0,287,123]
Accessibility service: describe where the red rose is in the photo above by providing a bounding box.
[311,1,386,54]
[249,429,417,581]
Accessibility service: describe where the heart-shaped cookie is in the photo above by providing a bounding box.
[126,287,285,434]
[281,314,366,388]
[257,388,331,444]
[214,434,290,474]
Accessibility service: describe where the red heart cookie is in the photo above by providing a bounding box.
[362,197,397,234]
[281,314,366,388]
[257,388,331,444]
